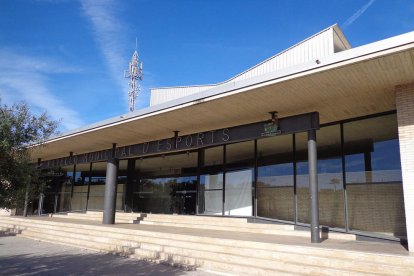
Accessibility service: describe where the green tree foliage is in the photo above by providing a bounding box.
[0,99,58,209]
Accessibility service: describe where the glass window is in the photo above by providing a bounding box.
[56,164,74,213]
[344,114,406,237]
[199,146,224,215]
[257,135,294,221]
[225,141,254,216]
[134,151,198,214]
[117,160,128,211]
[71,163,90,211]
[296,132,310,224]
[317,125,345,228]
[88,162,106,210]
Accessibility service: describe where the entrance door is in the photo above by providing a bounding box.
[174,190,196,214]
[133,151,198,214]
[171,176,197,214]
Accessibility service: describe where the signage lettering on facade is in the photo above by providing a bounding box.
[40,112,319,169]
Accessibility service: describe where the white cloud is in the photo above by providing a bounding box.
[80,0,129,107]
[343,0,376,29]
[0,49,85,131]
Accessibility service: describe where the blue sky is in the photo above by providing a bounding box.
[0,0,413,131]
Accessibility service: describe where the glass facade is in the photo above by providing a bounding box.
[87,162,106,210]
[225,141,254,216]
[38,165,74,214]
[199,146,224,215]
[72,163,90,211]
[344,114,406,237]
[42,112,405,239]
[317,125,345,229]
[56,165,73,213]
[296,132,310,224]
[133,151,198,214]
[257,135,294,221]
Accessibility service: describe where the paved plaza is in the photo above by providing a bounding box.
[0,235,214,276]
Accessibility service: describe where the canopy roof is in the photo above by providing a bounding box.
[31,28,414,162]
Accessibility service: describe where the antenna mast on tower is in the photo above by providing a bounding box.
[124,39,143,112]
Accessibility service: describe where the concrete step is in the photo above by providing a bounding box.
[67,211,141,218]
[16,225,408,276]
[1,219,412,275]
[144,214,248,223]
[0,217,411,267]
[131,248,160,260]
[54,212,354,241]
[140,216,294,229]
[85,211,142,218]
[138,219,353,240]
[2,217,413,276]
[52,214,136,223]
[159,242,409,276]
[159,250,375,276]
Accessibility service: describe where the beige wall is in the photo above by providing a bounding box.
[396,83,414,252]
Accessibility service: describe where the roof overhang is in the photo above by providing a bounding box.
[31,31,414,162]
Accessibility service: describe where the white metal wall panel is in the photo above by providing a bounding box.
[150,25,351,106]
[150,85,215,106]
[229,28,333,83]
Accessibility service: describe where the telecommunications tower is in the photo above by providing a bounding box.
[124,41,143,112]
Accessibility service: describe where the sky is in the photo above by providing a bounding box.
[0,0,413,132]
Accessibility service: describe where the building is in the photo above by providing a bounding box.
[31,24,414,251]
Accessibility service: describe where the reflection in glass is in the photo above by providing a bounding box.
[257,135,294,221]
[133,151,198,214]
[117,160,128,211]
[199,189,223,215]
[88,162,106,210]
[296,132,310,224]
[198,146,224,215]
[71,163,90,211]
[225,141,254,216]
[344,114,406,237]
[40,166,73,214]
[225,169,253,216]
[56,165,74,213]
[317,125,344,228]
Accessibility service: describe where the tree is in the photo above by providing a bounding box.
[0,99,59,210]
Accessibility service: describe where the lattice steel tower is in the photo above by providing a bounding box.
[124,43,143,112]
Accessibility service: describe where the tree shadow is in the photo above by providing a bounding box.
[0,249,195,276]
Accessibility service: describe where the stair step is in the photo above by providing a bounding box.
[2,221,412,276]
[140,218,294,230]
[1,217,413,276]
[138,220,353,240]
[159,252,300,276]
[54,213,137,223]
[0,218,409,266]
[132,248,160,260]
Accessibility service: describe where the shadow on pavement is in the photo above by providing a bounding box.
[0,248,193,276]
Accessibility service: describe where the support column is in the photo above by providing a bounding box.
[103,144,118,224]
[396,83,414,252]
[308,129,320,243]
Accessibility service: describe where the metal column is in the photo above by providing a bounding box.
[103,153,119,224]
[308,129,320,243]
